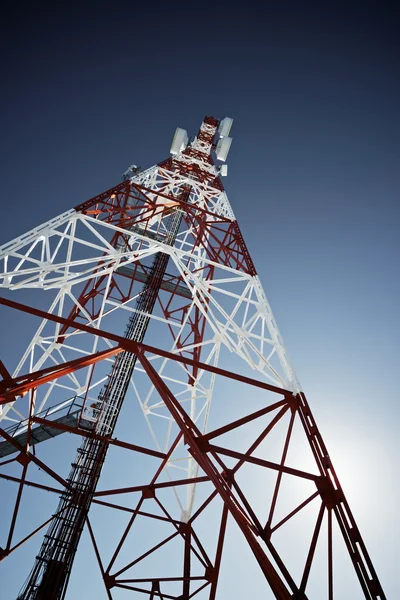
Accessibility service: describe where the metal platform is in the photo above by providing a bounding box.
[0,399,84,458]
[116,265,192,298]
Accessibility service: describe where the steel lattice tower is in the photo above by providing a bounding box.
[0,116,386,599]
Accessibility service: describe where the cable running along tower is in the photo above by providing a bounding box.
[0,116,386,599]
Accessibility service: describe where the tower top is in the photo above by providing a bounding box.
[170,115,234,164]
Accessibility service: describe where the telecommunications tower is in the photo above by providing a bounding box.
[0,116,385,599]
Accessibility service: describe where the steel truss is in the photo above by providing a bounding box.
[0,117,385,599]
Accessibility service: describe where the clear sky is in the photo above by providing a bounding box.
[0,2,398,598]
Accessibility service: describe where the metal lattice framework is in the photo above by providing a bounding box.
[0,116,386,599]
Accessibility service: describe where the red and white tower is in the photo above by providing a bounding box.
[0,116,385,599]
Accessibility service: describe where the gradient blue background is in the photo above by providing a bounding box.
[0,1,398,598]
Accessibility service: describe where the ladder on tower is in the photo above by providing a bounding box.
[17,194,190,600]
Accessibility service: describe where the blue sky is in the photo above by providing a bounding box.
[0,2,398,598]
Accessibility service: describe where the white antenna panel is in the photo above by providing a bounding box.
[170,128,188,155]
[215,136,232,162]
[218,117,233,137]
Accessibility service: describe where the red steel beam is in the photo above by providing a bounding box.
[94,475,210,498]
[0,472,63,495]
[0,346,122,404]
[206,443,320,483]
[31,416,167,460]
[203,398,291,442]
[0,296,293,397]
